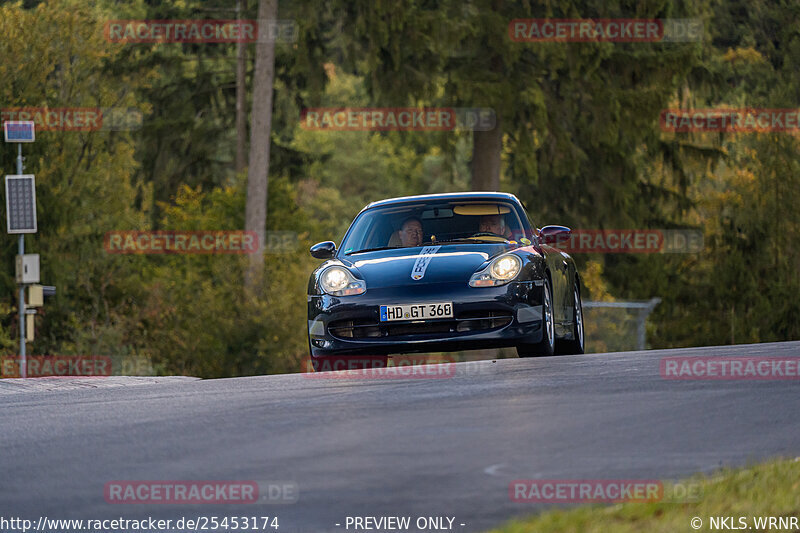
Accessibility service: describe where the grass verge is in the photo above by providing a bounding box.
[489,458,800,532]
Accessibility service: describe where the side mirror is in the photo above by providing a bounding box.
[538,225,571,245]
[310,241,337,259]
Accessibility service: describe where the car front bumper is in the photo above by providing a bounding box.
[308,281,544,357]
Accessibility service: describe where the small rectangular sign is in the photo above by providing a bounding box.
[3,120,35,142]
[5,175,37,234]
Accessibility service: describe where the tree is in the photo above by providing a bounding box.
[245,0,278,288]
[236,0,248,174]
[331,0,703,210]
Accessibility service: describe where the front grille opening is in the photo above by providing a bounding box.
[386,321,453,336]
[328,319,383,338]
[456,310,512,332]
[328,310,512,340]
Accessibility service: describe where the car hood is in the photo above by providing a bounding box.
[339,243,515,287]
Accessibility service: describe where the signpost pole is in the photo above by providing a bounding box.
[4,121,37,379]
[17,143,26,378]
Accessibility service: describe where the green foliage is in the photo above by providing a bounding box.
[0,0,150,358]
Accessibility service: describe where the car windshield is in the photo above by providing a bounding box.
[340,200,528,254]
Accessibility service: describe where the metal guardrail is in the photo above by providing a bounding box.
[584,298,662,350]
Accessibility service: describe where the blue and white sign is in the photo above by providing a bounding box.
[3,121,35,143]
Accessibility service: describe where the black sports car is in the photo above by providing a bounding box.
[307,192,584,370]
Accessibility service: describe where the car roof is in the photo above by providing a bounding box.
[363,191,522,211]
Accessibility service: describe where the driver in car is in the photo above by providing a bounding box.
[398,217,424,247]
[479,214,512,239]
[388,217,424,247]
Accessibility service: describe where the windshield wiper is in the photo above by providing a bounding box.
[347,238,511,254]
[345,246,399,255]
[430,238,510,245]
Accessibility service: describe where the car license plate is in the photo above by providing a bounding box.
[380,303,453,322]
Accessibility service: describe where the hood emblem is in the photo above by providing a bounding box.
[411,246,441,280]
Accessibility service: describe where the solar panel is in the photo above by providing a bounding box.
[5,175,38,234]
[3,121,35,142]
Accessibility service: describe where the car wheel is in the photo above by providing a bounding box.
[556,280,585,355]
[517,278,555,358]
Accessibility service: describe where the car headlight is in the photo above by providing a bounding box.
[319,266,366,296]
[469,254,522,287]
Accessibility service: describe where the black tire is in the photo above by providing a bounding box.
[517,277,555,358]
[556,279,585,355]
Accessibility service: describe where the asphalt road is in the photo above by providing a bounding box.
[1,342,799,533]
